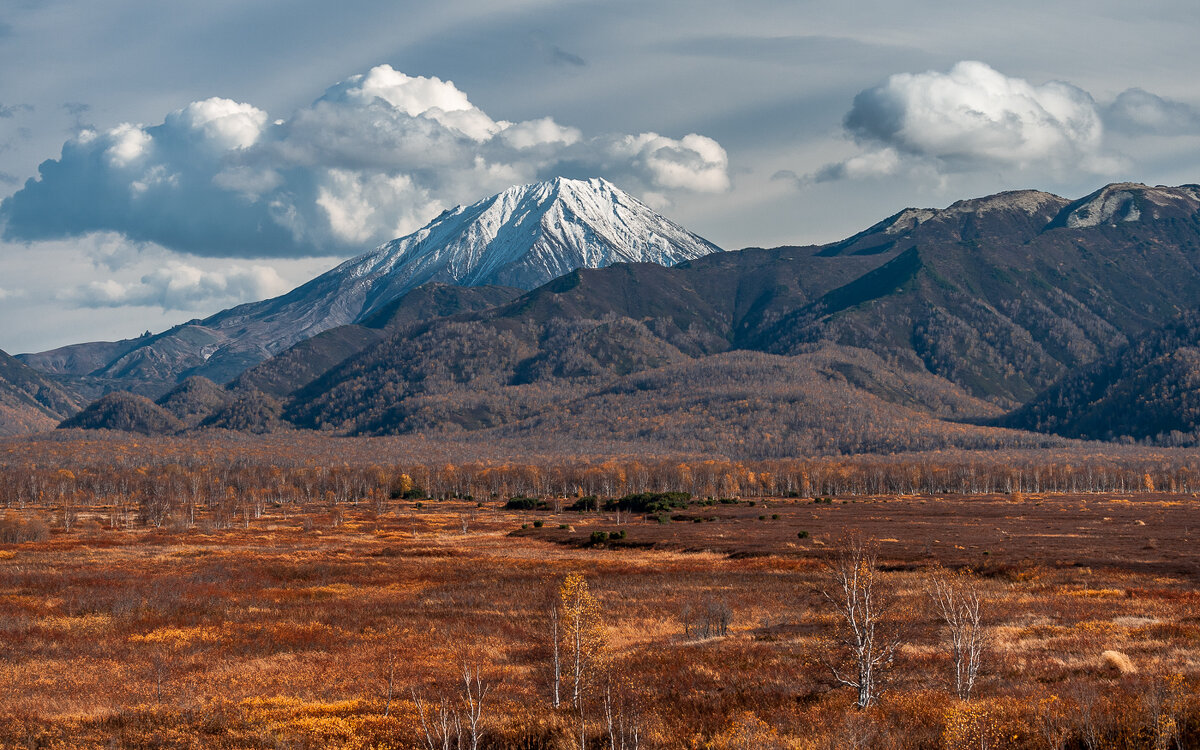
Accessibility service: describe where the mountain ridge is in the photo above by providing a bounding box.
[17,177,721,391]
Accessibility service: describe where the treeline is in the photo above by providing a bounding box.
[2,452,1198,524]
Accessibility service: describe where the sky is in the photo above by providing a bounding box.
[2,0,1199,354]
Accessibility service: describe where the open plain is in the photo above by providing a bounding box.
[0,435,1197,748]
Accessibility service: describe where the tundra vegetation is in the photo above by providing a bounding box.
[0,432,1197,748]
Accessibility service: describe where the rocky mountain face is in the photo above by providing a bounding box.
[18,178,722,391]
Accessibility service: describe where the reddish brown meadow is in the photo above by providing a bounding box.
[0,433,1197,748]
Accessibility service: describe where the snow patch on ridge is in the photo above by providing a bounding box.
[1066,189,1140,228]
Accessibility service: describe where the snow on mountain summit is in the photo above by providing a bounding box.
[336,177,723,319]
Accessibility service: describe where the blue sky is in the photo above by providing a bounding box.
[2,0,1199,352]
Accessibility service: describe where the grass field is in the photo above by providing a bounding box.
[1,478,1197,748]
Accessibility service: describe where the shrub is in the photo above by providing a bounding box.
[504,496,546,511]
[797,530,810,539]
[603,492,690,514]
[1101,649,1137,675]
[0,513,50,544]
[568,495,601,512]
[589,531,609,545]
[533,520,544,528]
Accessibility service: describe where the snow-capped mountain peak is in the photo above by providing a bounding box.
[335,177,722,317]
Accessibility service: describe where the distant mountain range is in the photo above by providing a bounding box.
[13,179,1200,454]
[17,178,720,390]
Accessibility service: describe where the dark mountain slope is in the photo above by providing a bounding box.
[58,392,183,435]
[358,283,524,329]
[484,348,1047,458]
[199,389,286,434]
[1006,310,1200,443]
[156,376,233,427]
[756,184,1200,402]
[234,283,523,399]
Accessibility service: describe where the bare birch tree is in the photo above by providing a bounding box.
[928,566,986,700]
[413,690,460,750]
[550,597,562,708]
[461,663,491,750]
[819,533,901,709]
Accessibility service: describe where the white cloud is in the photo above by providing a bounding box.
[66,262,290,310]
[316,170,444,243]
[0,287,22,300]
[104,123,153,167]
[813,148,902,183]
[622,132,731,192]
[166,97,268,150]
[1105,88,1200,136]
[0,64,731,258]
[811,61,1132,182]
[498,117,581,150]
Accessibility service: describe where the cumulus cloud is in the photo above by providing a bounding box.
[1104,88,1200,136]
[0,65,730,258]
[809,61,1146,183]
[65,262,290,310]
[848,61,1104,169]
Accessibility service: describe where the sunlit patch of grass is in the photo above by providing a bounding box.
[1068,588,1124,598]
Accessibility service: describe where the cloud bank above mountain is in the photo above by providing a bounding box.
[808,61,1200,183]
[0,65,730,259]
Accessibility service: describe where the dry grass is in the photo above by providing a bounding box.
[0,439,1197,747]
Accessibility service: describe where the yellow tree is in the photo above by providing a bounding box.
[559,573,606,709]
